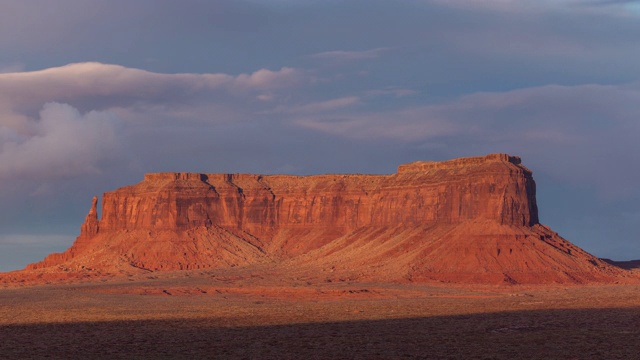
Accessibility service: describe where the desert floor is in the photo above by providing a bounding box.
[1,271,639,359]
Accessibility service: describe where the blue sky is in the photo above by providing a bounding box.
[1,0,639,271]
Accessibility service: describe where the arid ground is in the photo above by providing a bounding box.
[1,269,639,359]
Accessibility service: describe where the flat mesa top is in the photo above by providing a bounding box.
[397,153,522,174]
[142,153,525,181]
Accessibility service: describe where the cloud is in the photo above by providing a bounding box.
[0,102,121,179]
[311,47,391,61]
[2,62,639,204]
[294,111,459,141]
[270,96,361,114]
[233,67,304,90]
[0,62,315,189]
[0,61,310,155]
[295,83,640,140]
[0,62,306,111]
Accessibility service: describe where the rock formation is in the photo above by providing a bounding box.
[22,154,626,284]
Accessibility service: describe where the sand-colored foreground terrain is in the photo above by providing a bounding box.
[1,271,639,359]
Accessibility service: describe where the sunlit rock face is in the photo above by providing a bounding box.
[99,153,538,232]
[25,154,625,284]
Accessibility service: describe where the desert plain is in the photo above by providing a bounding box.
[1,269,640,359]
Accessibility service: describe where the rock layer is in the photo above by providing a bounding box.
[22,154,626,284]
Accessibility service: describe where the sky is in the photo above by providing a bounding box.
[1,0,639,271]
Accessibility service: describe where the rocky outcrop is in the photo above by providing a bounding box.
[84,153,538,232]
[22,154,626,284]
[81,196,99,237]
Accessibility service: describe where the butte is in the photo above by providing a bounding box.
[8,154,631,285]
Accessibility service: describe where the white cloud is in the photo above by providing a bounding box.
[0,62,306,110]
[0,102,121,179]
[0,62,313,185]
[9,64,303,129]
[257,94,276,102]
[233,67,304,90]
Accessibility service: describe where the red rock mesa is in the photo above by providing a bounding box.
[25,154,625,284]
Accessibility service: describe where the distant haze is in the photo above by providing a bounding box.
[0,0,639,271]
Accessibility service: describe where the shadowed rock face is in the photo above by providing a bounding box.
[23,154,627,284]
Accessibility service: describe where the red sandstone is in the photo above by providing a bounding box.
[8,154,631,284]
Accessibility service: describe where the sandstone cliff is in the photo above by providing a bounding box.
[23,154,625,284]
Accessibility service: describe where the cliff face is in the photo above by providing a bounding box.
[100,153,537,232]
[24,154,624,284]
